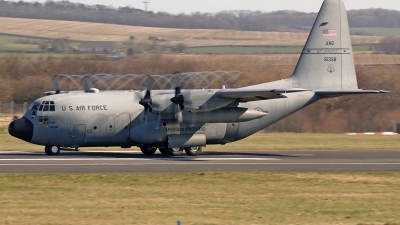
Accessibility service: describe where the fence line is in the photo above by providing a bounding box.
[0,102,29,115]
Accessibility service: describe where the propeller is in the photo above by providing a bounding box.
[53,75,61,94]
[82,76,90,92]
[170,73,184,123]
[139,76,154,122]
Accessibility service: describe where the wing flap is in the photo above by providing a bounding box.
[316,90,389,98]
[216,89,308,102]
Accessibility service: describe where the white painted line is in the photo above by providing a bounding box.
[85,151,141,153]
[0,151,142,155]
[0,157,279,161]
[284,154,314,156]
[0,162,399,166]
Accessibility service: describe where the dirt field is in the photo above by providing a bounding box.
[0,17,382,46]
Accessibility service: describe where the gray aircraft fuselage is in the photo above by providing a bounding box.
[19,79,316,148]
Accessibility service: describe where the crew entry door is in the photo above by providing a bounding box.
[72,124,86,143]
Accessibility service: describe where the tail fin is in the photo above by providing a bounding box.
[290,0,357,90]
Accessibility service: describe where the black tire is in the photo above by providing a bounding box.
[140,146,157,155]
[159,148,170,156]
[45,145,60,155]
[185,147,202,156]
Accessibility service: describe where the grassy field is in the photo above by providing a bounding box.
[187,45,304,54]
[0,34,43,52]
[0,17,382,47]
[0,172,399,225]
[187,44,377,54]
[351,27,400,36]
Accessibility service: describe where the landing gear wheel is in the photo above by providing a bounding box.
[185,147,202,156]
[140,146,157,155]
[160,147,183,156]
[167,147,183,156]
[45,145,60,155]
[159,148,170,156]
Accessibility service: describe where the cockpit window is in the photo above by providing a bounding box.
[39,101,56,111]
[29,102,40,110]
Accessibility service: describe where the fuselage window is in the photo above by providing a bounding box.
[29,102,40,110]
[38,116,50,125]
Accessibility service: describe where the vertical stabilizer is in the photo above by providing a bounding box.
[290,0,358,90]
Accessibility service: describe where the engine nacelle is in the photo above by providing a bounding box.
[180,107,267,124]
[150,90,236,115]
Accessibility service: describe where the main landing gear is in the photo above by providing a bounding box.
[140,146,157,155]
[141,146,203,156]
[44,145,60,155]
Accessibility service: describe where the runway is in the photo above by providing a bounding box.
[0,150,399,173]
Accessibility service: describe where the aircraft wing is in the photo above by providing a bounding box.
[216,89,308,102]
[315,90,390,98]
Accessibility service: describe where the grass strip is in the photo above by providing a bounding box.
[1,133,400,151]
[0,172,399,225]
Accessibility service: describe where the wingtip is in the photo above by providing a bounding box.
[380,90,390,93]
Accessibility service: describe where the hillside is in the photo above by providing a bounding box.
[3,1,400,32]
[0,17,381,47]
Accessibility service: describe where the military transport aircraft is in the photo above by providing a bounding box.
[9,0,388,156]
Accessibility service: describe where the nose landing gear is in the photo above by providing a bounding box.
[45,145,60,155]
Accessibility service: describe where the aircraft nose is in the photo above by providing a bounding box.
[8,117,34,142]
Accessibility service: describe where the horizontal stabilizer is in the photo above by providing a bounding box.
[216,89,308,102]
[316,90,389,98]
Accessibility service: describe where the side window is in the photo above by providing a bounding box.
[38,116,50,125]
[29,102,40,110]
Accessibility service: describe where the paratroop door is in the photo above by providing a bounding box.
[73,124,86,143]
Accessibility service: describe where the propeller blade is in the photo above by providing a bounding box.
[143,107,148,123]
[179,103,184,111]
[170,73,185,122]
[82,77,90,92]
[145,75,154,90]
[139,78,153,123]
[175,106,183,123]
[53,75,60,94]
[172,72,181,89]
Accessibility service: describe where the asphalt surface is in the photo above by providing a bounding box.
[0,150,399,173]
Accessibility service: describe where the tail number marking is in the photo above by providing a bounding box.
[324,57,336,62]
[326,41,335,46]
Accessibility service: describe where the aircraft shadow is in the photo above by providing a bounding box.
[1,151,299,159]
